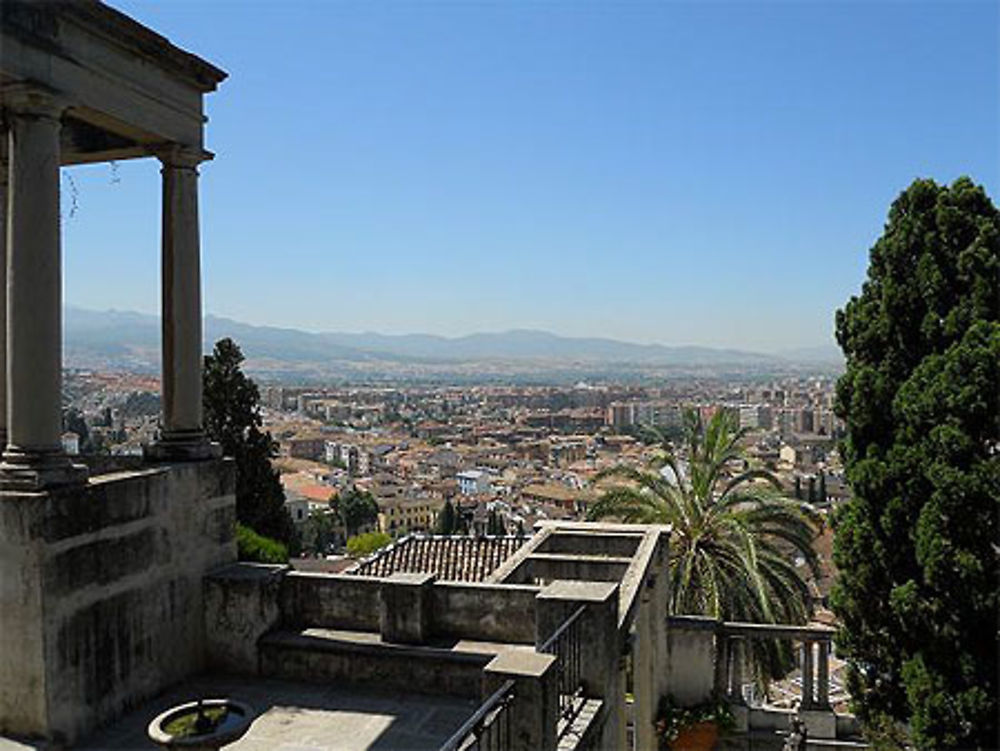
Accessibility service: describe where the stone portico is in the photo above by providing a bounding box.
[0,0,225,489]
[0,2,235,745]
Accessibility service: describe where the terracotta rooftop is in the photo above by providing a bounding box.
[348,534,528,582]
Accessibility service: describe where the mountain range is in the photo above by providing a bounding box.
[63,306,842,380]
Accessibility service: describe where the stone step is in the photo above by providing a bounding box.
[557,697,603,751]
[259,628,493,699]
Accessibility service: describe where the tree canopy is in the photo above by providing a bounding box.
[346,531,392,557]
[588,408,820,689]
[203,338,296,548]
[832,177,999,748]
[331,487,379,538]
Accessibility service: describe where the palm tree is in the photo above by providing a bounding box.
[589,408,821,690]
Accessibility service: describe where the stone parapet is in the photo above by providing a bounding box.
[204,562,288,675]
[0,459,236,743]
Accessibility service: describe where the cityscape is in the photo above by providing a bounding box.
[1,2,996,751]
[64,366,847,554]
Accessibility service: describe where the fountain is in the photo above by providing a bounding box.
[147,698,254,750]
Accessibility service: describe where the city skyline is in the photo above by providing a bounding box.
[61,0,998,351]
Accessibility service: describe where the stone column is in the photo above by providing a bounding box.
[0,129,8,451]
[816,640,831,709]
[713,632,729,695]
[145,145,219,461]
[728,638,745,704]
[0,86,85,490]
[800,640,814,709]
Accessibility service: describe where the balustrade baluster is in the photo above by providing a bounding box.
[729,638,745,704]
[800,641,814,709]
[816,640,830,709]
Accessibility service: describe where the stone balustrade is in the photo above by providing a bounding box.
[716,621,836,712]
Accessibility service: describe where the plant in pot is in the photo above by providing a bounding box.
[654,694,734,751]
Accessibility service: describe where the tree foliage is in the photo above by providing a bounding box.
[486,508,505,536]
[236,523,289,564]
[831,177,999,748]
[203,338,296,548]
[346,531,392,557]
[301,510,336,555]
[331,487,379,538]
[588,408,820,689]
[436,498,458,535]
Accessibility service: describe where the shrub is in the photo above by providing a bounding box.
[236,523,289,563]
[346,531,392,557]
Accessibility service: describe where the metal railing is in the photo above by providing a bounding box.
[438,679,516,751]
[539,604,587,722]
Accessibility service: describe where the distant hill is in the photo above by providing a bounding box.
[62,306,841,377]
[318,327,779,365]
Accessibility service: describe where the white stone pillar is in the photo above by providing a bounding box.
[0,87,86,490]
[145,145,218,461]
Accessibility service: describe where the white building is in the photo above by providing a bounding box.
[456,469,491,496]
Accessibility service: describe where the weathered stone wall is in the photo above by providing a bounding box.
[279,572,382,631]
[432,582,539,643]
[268,572,539,644]
[259,633,489,698]
[506,554,632,585]
[536,531,640,558]
[204,562,287,675]
[0,459,236,743]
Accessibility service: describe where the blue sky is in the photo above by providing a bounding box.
[64,0,998,352]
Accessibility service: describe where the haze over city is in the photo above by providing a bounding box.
[61,0,997,354]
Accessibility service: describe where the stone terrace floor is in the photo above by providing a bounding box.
[2,674,479,751]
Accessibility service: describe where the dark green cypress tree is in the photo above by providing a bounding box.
[436,498,457,535]
[203,338,296,548]
[832,177,999,748]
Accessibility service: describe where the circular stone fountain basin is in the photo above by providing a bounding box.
[147,698,254,750]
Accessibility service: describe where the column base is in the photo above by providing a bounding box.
[144,430,222,462]
[0,446,88,490]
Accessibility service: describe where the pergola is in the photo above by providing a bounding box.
[0,1,227,489]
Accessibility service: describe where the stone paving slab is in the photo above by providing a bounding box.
[73,674,478,751]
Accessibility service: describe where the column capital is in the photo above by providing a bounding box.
[1,83,68,120]
[153,144,212,170]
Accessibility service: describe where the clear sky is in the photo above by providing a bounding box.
[63,0,998,352]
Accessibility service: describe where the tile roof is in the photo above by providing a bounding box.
[347,535,528,582]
